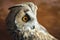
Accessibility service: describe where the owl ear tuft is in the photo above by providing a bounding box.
[8,5,23,10]
[9,6,18,10]
[25,2,38,15]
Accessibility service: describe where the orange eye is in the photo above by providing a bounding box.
[22,16,28,22]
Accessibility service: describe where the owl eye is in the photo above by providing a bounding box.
[22,16,28,22]
[22,14,30,22]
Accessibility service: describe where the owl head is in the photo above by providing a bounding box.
[6,2,58,40]
[6,2,39,32]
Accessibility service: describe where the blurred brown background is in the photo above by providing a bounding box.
[0,0,60,40]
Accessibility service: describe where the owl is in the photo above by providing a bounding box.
[6,2,58,40]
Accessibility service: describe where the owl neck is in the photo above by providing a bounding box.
[34,18,48,34]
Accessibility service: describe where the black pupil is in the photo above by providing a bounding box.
[25,17,27,20]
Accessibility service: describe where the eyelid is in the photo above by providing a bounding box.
[24,9,29,13]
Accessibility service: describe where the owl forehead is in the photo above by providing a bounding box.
[16,7,35,18]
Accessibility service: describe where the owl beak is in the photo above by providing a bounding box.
[33,26,35,29]
[31,26,35,29]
